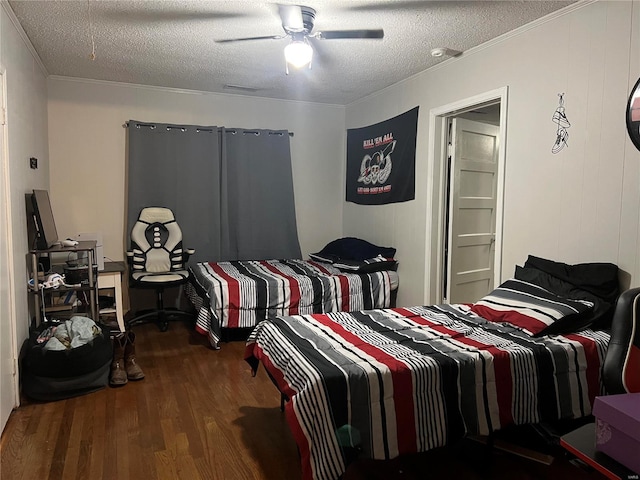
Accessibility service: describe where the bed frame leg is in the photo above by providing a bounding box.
[483,434,495,479]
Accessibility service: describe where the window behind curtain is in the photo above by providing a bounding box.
[126,121,301,263]
[221,127,301,260]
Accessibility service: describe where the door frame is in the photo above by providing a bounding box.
[0,67,19,427]
[424,87,508,304]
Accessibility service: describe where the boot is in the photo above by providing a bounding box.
[110,333,128,386]
[124,331,145,381]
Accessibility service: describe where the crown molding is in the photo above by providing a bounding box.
[348,0,597,108]
[47,75,346,109]
[1,1,48,76]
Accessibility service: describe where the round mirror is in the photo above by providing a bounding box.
[627,77,640,151]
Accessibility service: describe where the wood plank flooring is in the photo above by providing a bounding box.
[1,320,604,480]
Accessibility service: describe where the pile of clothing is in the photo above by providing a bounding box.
[37,316,101,351]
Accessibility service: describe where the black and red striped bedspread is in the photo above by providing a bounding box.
[186,259,394,348]
[245,304,609,480]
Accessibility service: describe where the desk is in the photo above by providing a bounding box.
[560,423,638,480]
[98,261,126,333]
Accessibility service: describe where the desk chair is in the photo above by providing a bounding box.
[126,207,195,332]
[603,286,640,394]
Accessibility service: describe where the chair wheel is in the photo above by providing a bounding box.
[159,322,168,332]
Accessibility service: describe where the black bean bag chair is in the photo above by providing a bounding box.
[20,322,113,401]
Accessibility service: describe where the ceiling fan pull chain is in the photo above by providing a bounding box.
[86,0,96,61]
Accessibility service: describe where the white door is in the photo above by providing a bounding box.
[446,118,499,304]
[0,70,17,432]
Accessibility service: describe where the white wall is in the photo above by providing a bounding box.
[47,79,345,263]
[345,0,640,308]
[0,2,49,429]
[47,1,640,311]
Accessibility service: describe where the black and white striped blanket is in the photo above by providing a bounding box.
[186,259,395,348]
[245,304,609,480]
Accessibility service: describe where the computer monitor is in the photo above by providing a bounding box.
[31,189,59,250]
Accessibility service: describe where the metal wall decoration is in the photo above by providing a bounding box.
[626,78,640,151]
[551,93,571,154]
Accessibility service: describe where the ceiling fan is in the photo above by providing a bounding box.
[215,4,384,73]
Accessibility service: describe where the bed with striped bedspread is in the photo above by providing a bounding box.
[245,303,609,480]
[186,259,395,349]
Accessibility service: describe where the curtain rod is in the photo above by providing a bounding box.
[123,122,294,136]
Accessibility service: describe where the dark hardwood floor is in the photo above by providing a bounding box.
[1,319,605,480]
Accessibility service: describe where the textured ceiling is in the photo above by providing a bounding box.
[8,0,577,105]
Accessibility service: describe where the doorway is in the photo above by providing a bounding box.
[424,87,508,305]
[444,113,500,303]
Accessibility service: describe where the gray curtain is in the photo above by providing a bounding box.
[221,127,301,260]
[127,121,301,263]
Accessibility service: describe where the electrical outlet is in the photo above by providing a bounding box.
[29,157,37,169]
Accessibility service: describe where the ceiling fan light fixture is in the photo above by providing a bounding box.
[284,39,313,69]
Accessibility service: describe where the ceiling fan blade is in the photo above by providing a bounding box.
[215,35,284,44]
[102,10,248,23]
[315,29,384,40]
[277,4,304,31]
[345,1,429,13]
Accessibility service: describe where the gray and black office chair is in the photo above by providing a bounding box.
[603,287,640,394]
[126,207,195,332]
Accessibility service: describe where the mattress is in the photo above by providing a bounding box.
[186,258,398,349]
[245,303,609,480]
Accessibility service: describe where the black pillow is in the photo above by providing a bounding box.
[514,265,612,333]
[524,255,619,304]
[310,237,396,263]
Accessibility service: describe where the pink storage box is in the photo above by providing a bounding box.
[593,393,640,474]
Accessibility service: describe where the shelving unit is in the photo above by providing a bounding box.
[28,240,99,327]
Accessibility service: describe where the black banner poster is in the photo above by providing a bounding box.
[346,106,419,205]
